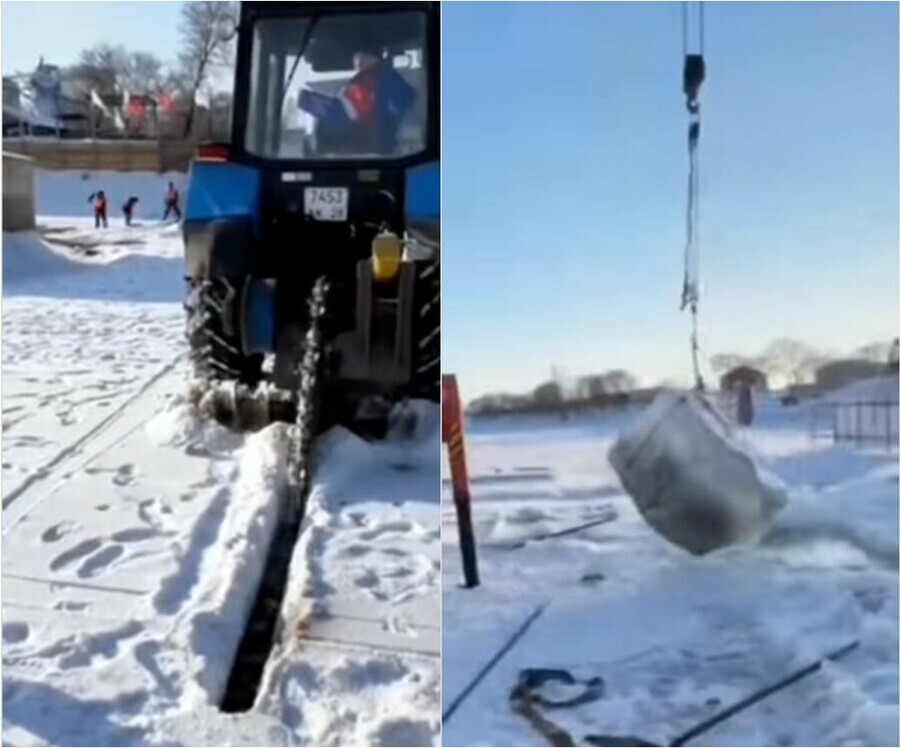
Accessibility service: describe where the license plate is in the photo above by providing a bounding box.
[304,187,349,221]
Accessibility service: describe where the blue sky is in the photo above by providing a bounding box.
[442,2,899,397]
[1,2,897,399]
[1,2,183,75]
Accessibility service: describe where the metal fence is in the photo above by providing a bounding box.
[811,400,899,448]
[2,138,196,173]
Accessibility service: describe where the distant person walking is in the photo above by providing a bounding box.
[88,190,108,229]
[163,182,182,221]
[122,196,139,226]
[737,381,754,426]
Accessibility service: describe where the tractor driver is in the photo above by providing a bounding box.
[339,46,417,154]
[299,42,417,156]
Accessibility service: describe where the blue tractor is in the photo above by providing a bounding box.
[183,1,439,437]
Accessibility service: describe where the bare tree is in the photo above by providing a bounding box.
[122,52,165,95]
[710,353,749,375]
[760,338,820,386]
[551,365,581,402]
[70,43,128,96]
[177,1,238,138]
[71,45,167,98]
[603,369,637,394]
[533,381,563,408]
[577,374,607,400]
[854,341,892,363]
[208,89,235,141]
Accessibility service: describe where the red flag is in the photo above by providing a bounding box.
[127,98,145,123]
[159,92,177,112]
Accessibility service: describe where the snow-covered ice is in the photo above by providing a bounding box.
[442,398,898,746]
[2,171,439,746]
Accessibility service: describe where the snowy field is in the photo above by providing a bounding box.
[2,172,439,746]
[442,399,898,746]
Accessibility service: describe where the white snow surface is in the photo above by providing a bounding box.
[2,174,439,746]
[442,398,898,746]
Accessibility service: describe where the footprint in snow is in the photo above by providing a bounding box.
[138,498,158,524]
[41,521,77,543]
[420,528,440,543]
[331,657,408,689]
[382,566,415,579]
[50,620,144,670]
[50,538,103,571]
[360,520,414,541]
[112,464,135,486]
[347,512,368,527]
[383,615,412,636]
[77,544,124,578]
[111,527,158,543]
[338,544,372,559]
[3,622,30,644]
[54,600,90,612]
[134,640,179,700]
[369,718,434,747]
[354,569,381,590]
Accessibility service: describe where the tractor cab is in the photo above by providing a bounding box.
[183,2,440,434]
[238,6,431,161]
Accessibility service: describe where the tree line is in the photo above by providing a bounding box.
[41,1,237,139]
[468,369,644,416]
[466,337,898,415]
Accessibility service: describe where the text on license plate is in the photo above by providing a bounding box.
[304,188,349,221]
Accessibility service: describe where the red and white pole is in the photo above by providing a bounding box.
[442,374,480,588]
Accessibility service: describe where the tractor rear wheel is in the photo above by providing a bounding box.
[185,278,263,386]
[408,261,440,401]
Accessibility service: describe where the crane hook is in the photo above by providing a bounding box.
[683,53,705,113]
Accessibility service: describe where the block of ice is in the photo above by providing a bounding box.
[609,391,788,554]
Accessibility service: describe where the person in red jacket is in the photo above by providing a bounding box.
[340,49,416,154]
[163,182,182,221]
[88,190,108,229]
[298,46,416,156]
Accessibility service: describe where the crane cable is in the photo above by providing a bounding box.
[681,2,706,390]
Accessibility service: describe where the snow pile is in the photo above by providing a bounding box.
[155,423,289,706]
[763,463,900,568]
[2,230,86,282]
[262,653,440,747]
[146,396,242,455]
[609,391,788,555]
[35,169,187,220]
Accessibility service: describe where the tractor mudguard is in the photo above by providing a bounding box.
[183,158,261,279]
[184,216,255,279]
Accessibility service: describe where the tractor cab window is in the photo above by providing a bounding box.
[245,12,428,160]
